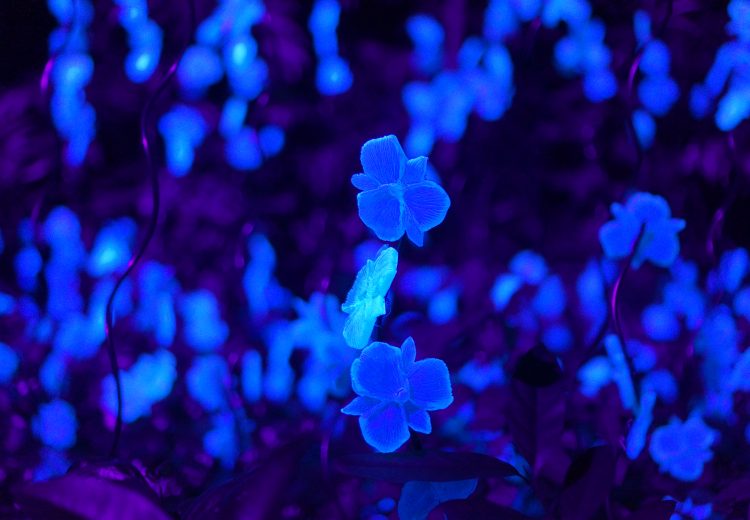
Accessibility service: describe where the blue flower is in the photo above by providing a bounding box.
[599,192,685,268]
[649,415,716,482]
[352,135,450,246]
[0,342,19,384]
[341,246,398,349]
[342,337,453,453]
[32,399,78,451]
[101,349,177,423]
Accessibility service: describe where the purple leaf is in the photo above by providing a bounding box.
[334,450,520,483]
[558,445,617,520]
[508,355,566,478]
[15,473,169,520]
[627,500,676,520]
[181,439,311,520]
[513,345,563,388]
[438,498,536,519]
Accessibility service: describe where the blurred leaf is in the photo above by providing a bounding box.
[182,439,311,520]
[513,345,563,388]
[334,450,519,483]
[559,445,616,520]
[15,473,169,520]
[508,348,566,477]
[627,500,676,520]
[439,499,537,519]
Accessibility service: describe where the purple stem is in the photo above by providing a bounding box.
[104,0,196,458]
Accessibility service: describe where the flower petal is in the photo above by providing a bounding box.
[404,212,425,246]
[351,173,380,191]
[401,156,428,185]
[599,216,639,261]
[357,186,404,242]
[403,182,450,232]
[627,192,671,221]
[360,135,406,185]
[371,247,399,296]
[342,396,381,416]
[343,305,379,349]
[640,221,682,267]
[405,406,431,434]
[352,342,407,400]
[400,336,417,373]
[408,358,453,411]
[359,401,409,452]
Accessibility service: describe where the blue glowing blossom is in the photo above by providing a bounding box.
[352,136,450,246]
[101,350,177,423]
[342,337,453,453]
[649,415,717,482]
[599,192,685,268]
[0,342,19,384]
[341,246,398,349]
[32,399,78,451]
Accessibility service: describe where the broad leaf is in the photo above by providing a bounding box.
[334,450,519,483]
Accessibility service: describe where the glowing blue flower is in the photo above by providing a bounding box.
[158,105,208,176]
[180,290,229,352]
[649,415,716,482]
[352,136,450,246]
[241,350,263,403]
[101,350,177,423]
[342,337,453,452]
[33,447,70,482]
[177,45,224,97]
[135,261,178,347]
[32,399,78,450]
[341,246,398,349]
[0,342,19,384]
[642,369,678,404]
[406,14,444,74]
[204,412,240,469]
[187,355,230,412]
[490,250,548,311]
[578,356,612,397]
[599,192,685,268]
[87,218,136,277]
[457,359,505,392]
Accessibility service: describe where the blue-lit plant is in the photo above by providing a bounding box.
[691,0,750,130]
[340,135,453,455]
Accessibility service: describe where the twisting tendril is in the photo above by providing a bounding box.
[104,0,196,458]
[608,224,646,406]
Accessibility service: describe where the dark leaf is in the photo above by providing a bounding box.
[439,498,537,519]
[182,438,311,520]
[627,500,676,520]
[333,450,520,483]
[559,445,617,520]
[14,474,170,520]
[507,377,566,477]
[715,477,750,506]
[513,346,563,388]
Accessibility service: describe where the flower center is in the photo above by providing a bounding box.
[395,384,410,403]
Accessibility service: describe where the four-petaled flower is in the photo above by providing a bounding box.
[341,246,398,349]
[342,337,453,453]
[351,135,451,246]
[599,192,685,268]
